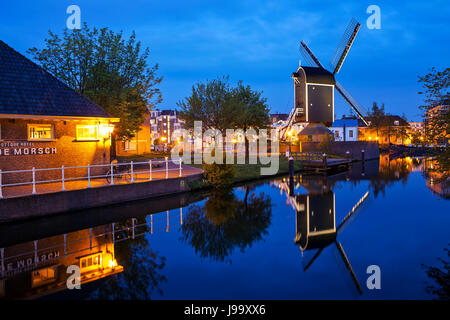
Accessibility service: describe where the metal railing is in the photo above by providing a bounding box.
[0,158,184,199]
[290,152,324,161]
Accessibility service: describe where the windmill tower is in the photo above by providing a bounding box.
[283,18,369,140]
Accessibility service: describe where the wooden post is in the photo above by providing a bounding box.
[322,153,327,170]
[361,149,365,162]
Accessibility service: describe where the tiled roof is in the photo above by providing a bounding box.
[0,40,112,118]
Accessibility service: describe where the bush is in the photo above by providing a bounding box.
[203,162,235,188]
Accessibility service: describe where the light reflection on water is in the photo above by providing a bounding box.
[0,156,448,300]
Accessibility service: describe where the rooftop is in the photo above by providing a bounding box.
[0,40,113,119]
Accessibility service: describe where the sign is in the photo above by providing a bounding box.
[0,141,57,156]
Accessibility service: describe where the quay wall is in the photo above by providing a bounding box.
[0,173,202,223]
[281,141,379,160]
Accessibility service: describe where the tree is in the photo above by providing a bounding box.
[418,67,450,182]
[368,102,386,138]
[178,77,270,160]
[27,23,162,142]
[178,76,237,134]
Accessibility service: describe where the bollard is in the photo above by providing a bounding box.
[288,156,294,179]
[346,151,350,161]
[322,153,327,170]
[361,149,365,162]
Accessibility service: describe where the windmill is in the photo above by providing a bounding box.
[283,18,369,140]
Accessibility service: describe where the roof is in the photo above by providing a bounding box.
[331,119,358,128]
[270,113,289,122]
[0,40,113,119]
[299,122,333,135]
[293,66,335,85]
[366,115,409,126]
[160,109,178,116]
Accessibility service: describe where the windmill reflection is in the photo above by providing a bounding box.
[273,175,369,295]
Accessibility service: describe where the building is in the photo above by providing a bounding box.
[425,105,449,145]
[330,119,358,141]
[359,115,409,145]
[0,224,123,299]
[116,111,152,155]
[409,121,424,134]
[151,109,184,145]
[0,41,118,183]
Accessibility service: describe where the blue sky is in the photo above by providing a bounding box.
[1,0,449,121]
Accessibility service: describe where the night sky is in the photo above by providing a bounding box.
[1,0,448,121]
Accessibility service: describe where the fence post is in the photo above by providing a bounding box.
[110,162,114,185]
[179,158,182,177]
[132,218,136,239]
[149,160,152,181]
[61,165,66,191]
[131,161,134,183]
[165,157,169,179]
[32,167,37,195]
[87,164,91,188]
[0,169,3,199]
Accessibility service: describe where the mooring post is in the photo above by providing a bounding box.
[322,153,327,170]
[346,151,350,161]
[361,149,365,162]
[32,167,37,195]
[289,156,294,179]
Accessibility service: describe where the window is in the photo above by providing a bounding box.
[394,120,399,126]
[76,125,99,141]
[31,266,57,288]
[80,253,102,273]
[124,140,137,151]
[28,124,54,140]
[334,131,340,138]
[349,130,353,138]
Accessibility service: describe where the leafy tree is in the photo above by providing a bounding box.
[178,76,237,134]
[368,102,386,138]
[418,67,450,182]
[27,23,162,142]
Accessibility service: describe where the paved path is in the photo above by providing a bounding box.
[0,160,203,199]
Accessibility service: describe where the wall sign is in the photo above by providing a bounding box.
[0,141,57,156]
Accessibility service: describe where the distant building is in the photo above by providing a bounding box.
[270,113,289,124]
[359,115,409,145]
[116,109,185,155]
[409,121,424,134]
[330,119,358,141]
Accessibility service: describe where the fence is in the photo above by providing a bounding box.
[0,158,183,199]
[289,152,324,161]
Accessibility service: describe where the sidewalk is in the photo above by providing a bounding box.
[1,161,203,199]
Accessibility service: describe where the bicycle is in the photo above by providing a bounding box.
[106,160,132,184]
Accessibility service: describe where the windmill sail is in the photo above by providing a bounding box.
[335,81,369,126]
[330,18,361,75]
[300,41,324,68]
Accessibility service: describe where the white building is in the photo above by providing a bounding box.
[329,119,358,141]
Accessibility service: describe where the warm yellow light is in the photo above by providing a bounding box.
[368,137,372,140]
[108,259,117,268]
[99,124,115,138]
[375,137,379,140]
[232,138,237,144]
[161,137,167,141]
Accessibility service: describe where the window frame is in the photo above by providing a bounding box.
[27,124,55,141]
[79,253,102,273]
[76,125,99,141]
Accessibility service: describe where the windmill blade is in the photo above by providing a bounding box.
[330,18,361,75]
[299,41,324,68]
[337,190,370,234]
[334,241,363,294]
[335,81,369,126]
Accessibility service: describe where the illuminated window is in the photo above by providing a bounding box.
[28,124,54,140]
[31,266,57,288]
[80,253,102,273]
[124,140,137,151]
[76,125,99,141]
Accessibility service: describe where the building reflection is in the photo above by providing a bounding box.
[0,224,123,299]
[272,175,370,295]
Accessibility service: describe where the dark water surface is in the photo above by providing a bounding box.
[0,156,448,300]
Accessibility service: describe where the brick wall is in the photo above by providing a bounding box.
[0,119,111,184]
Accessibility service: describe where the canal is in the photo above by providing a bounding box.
[0,156,448,299]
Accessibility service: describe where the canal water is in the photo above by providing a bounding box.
[0,156,448,300]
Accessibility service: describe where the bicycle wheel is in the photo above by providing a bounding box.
[106,170,112,184]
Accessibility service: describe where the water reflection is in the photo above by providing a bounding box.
[422,245,450,300]
[180,187,272,262]
[272,175,369,295]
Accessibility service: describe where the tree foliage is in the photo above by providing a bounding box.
[27,23,162,140]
